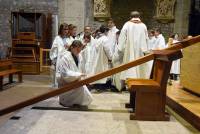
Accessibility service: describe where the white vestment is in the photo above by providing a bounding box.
[107,26,119,54]
[154,34,166,50]
[112,43,123,90]
[114,18,149,80]
[167,40,180,74]
[145,36,157,78]
[75,32,94,44]
[49,35,66,88]
[56,50,93,106]
[79,38,97,77]
[93,34,112,83]
[63,36,74,48]
[148,36,156,50]
[50,35,65,62]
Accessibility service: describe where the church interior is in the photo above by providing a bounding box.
[0,0,200,133]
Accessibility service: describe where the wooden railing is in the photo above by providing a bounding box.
[0,35,200,116]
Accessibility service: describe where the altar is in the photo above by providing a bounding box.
[181,42,200,95]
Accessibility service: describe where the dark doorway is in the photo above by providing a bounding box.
[189,0,200,36]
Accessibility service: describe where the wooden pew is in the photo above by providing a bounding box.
[0,59,22,90]
[0,35,199,116]
[126,50,183,121]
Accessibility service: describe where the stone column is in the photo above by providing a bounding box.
[173,0,191,35]
[58,0,85,33]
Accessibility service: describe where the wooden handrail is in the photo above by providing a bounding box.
[0,35,200,116]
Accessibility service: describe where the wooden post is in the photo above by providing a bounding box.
[40,48,43,72]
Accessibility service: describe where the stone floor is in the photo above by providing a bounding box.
[0,75,199,134]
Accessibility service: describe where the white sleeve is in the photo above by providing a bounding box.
[78,51,86,73]
[50,37,59,61]
[112,44,123,63]
[57,56,83,83]
[141,26,149,52]
[160,37,166,49]
[62,71,82,82]
[103,40,112,60]
[117,23,127,52]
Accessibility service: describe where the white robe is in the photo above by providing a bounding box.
[79,38,97,77]
[114,18,149,80]
[76,33,95,45]
[50,35,65,62]
[154,34,166,50]
[49,35,66,88]
[63,36,74,48]
[93,34,112,83]
[145,36,157,78]
[107,26,119,54]
[148,36,156,50]
[112,43,123,90]
[167,40,180,74]
[56,50,93,106]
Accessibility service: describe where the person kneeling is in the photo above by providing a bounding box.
[56,40,93,107]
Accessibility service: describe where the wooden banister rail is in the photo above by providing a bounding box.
[0,35,200,116]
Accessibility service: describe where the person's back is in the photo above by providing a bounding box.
[122,20,148,60]
[93,25,112,84]
[117,11,149,80]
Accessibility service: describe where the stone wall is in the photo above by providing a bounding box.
[0,0,58,59]
[173,0,191,37]
[80,0,177,40]
[0,0,192,51]
[58,0,85,33]
[110,0,175,39]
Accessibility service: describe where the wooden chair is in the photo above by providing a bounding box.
[0,59,22,90]
[126,50,183,121]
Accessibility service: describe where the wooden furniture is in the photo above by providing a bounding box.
[11,12,52,74]
[180,42,200,95]
[0,59,22,90]
[40,48,51,72]
[0,36,199,117]
[126,50,183,121]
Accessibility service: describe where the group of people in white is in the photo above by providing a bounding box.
[50,11,181,107]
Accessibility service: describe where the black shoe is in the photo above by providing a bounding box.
[110,86,120,92]
[121,87,127,91]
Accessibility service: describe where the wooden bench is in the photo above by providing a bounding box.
[0,59,22,90]
[126,50,183,121]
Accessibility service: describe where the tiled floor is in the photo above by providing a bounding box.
[0,75,199,134]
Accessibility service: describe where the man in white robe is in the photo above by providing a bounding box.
[112,31,123,91]
[167,35,180,80]
[50,23,68,88]
[56,40,93,107]
[145,29,157,78]
[107,18,119,54]
[147,30,156,50]
[113,11,149,80]
[79,33,97,77]
[93,25,112,84]
[154,28,166,50]
[76,26,93,43]
[63,36,74,48]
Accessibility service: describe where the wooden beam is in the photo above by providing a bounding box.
[0,35,200,116]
